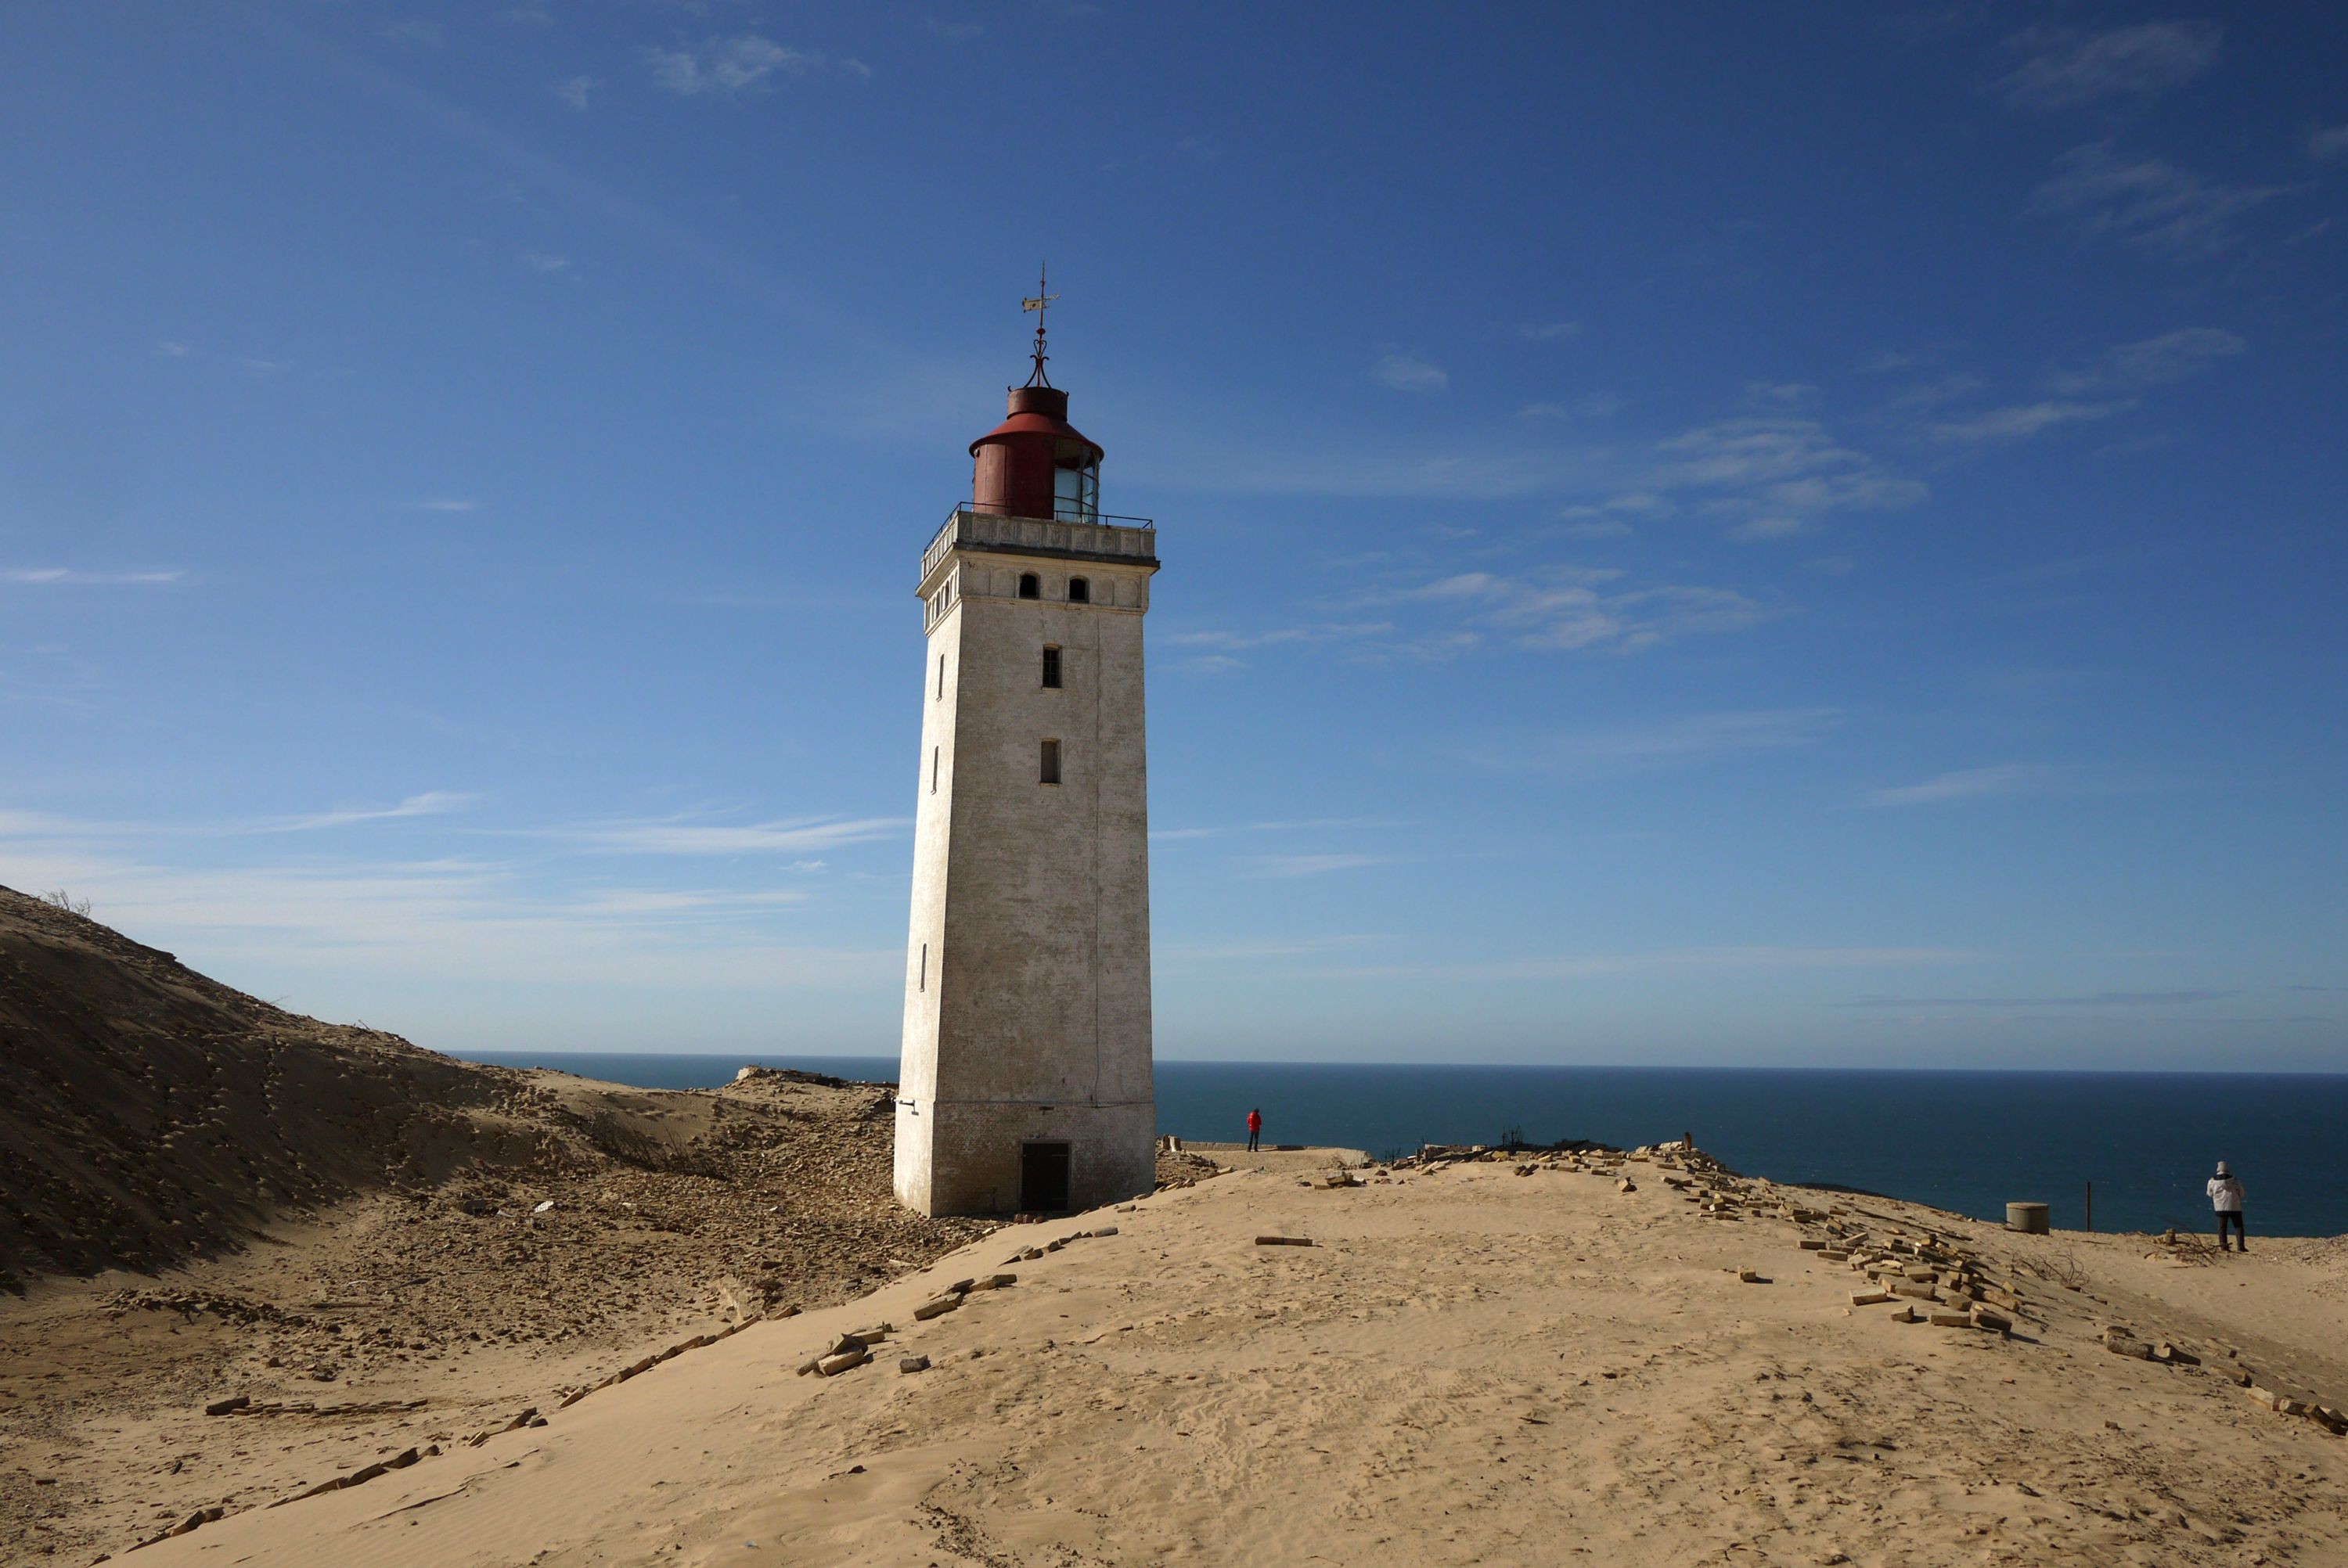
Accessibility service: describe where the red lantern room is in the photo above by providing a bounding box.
[970,385,1102,523]
[969,265,1102,523]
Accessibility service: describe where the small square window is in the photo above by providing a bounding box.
[1039,739,1061,785]
[1068,577,1090,604]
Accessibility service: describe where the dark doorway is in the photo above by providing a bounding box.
[1021,1141,1071,1212]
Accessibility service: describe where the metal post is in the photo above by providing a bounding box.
[2085,1180,2094,1233]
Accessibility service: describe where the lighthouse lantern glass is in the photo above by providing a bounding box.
[1053,458,1099,523]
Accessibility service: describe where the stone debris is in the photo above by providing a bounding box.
[913,1295,962,1322]
[203,1394,250,1416]
[899,1355,930,1375]
[1255,1235,1316,1247]
[817,1347,871,1376]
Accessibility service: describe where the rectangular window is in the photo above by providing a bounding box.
[931,745,940,793]
[1041,646,1061,689]
[1039,739,1061,786]
[936,653,945,699]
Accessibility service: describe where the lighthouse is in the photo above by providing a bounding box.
[894,287,1159,1217]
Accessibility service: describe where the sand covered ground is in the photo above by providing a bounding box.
[113,1149,2348,1568]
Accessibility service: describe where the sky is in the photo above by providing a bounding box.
[3,2,2345,1070]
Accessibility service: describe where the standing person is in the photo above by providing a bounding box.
[2207,1161,2246,1253]
[1246,1107,1262,1153]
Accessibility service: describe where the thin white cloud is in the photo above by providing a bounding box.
[554,815,907,855]
[2313,126,2348,164]
[417,497,480,512]
[1237,853,1390,879]
[155,340,192,357]
[3,567,187,586]
[1512,321,1581,342]
[1996,23,2220,111]
[0,812,878,991]
[1165,622,1394,653]
[522,251,571,273]
[555,75,597,110]
[1320,945,1974,983]
[268,792,481,833]
[1412,570,1788,655]
[1863,764,2069,807]
[2032,142,2295,254]
[646,37,827,97]
[2046,327,2246,394]
[1642,414,1925,535]
[1928,400,2134,444]
[1370,354,1449,394]
[498,5,554,27]
[1836,989,2235,1009]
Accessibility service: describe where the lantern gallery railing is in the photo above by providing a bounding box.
[922,506,1158,581]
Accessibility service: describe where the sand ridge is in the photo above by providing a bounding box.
[126,1149,2348,1568]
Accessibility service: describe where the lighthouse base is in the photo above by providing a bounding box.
[894,1099,1155,1217]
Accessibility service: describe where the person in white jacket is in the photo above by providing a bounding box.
[2207,1161,2246,1253]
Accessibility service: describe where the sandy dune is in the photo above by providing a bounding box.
[127,1153,2348,1568]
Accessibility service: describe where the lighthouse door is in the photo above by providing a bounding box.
[1020,1141,1071,1212]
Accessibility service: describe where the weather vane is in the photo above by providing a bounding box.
[1021,262,1058,387]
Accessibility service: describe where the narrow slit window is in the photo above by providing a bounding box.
[919,943,927,992]
[931,745,940,793]
[1039,739,1061,786]
[1017,572,1040,599]
[936,653,945,699]
[1068,577,1090,604]
[1041,646,1061,689]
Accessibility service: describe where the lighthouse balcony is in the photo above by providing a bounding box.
[923,505,1158,581]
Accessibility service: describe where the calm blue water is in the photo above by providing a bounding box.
[456,1053,2348,1239]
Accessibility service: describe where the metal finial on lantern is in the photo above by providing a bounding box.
[1021,262,1058,387]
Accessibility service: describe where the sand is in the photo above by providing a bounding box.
[107,1153,2348,1567]
[11,888,2348,1564]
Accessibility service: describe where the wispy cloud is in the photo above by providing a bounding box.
[1321,945,1974,983]
[1995,23,2220,111]
[555,75,597,111]
[522,251,571,274]
[1413,569,1790,653]
[1928,399,2134,445]
[1511,321,1582,342]
[1862,763,2078,807]
[2314,126,2348,164]
[551,815,907,855]
[2031,142,2296,254]
[416,497,481,512]
[1644,415,1925,538]
[155,340,192,358]
[0,809,880,991]
[1370,354,1449,394]
[3,567,187,586]
[646,37,855,97]
[2046,327,2246,394]
[269,792,481,833]
[1237,853,1390,879]
[1462,709,1841,778]
[1166,623,1394,653]
[1836,990,2235,1009]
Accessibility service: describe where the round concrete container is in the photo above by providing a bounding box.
[2006,1201,2051,1234]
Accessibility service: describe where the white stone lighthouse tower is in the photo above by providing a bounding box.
[894,297,1158,1217]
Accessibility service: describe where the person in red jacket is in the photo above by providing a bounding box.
[1246,1107,1262,1153]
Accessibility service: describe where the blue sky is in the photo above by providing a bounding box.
[4,2,2344,1069]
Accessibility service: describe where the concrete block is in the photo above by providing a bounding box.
[817,1349,870,1376]
[1849,1289,1893,1307]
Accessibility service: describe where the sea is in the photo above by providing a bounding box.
[454,1053,2348,1240]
